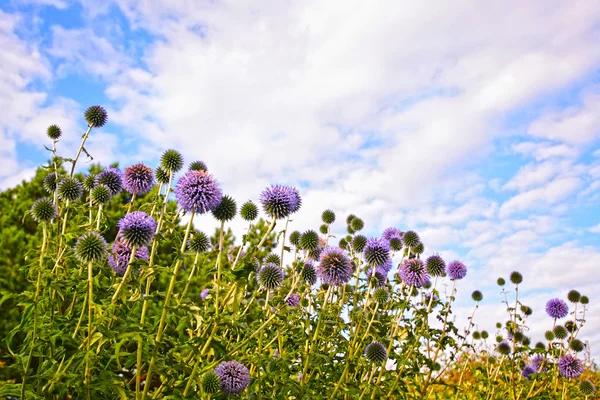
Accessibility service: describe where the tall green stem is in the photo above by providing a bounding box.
[111,246,138,303]
[84,260,94,390]
[214,220,225,315]
[70,125,93,177]
[301,286,332,385]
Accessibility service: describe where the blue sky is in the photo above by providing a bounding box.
[1,0,600,360]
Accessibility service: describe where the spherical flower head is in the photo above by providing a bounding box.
[240,201,259,221]
[402,230,420,248]
[31,198,58,223]
[174,170,223,214]
[123,163,155,195]
[532,355,547,372]
[286,293,300,307]
[212,194,237,221]
[188,231,210,253]
[155,166,169,184]
[307,240,324,261]
[321,209,335,224]
[351,217,364,231]
[75,231,107,263]
[260,184,295,219]
[382,227,401,241]
[201,371,221,395]
[200,288,209,299]
[47,124,62,140]
[301,261,317,286]
[447,260,467,280]
[374,287,389,303]
[214,361,251,395]
[189,160,208,172]
[497,341,511,356]
[352,235,367,253]
[95,167,123,197]
[521,365,536,380]
[579,380,596,396]
[399,258,430,287]
[497,277,506,286]
[118,211,156,247]
[83,174,96,192]
[108,241,149,275]
[339,238,348,250]
[425,254,446,276]
[91,184,112,205]
[257,263,284,290]
[471,290,483,302]
[546,298,569,319]
[346,214,356,225]
[558,354,583,379]
[364,237,390,267]
[553,325,568,340]
[364,341,387,364]
[289,230,301,246]
[299,230,319,251]
[317,246,352,286]
[288,186,302,214]
[580,295,589,304]
[160,149,184,172]
[544,330,555,341]
[389,235,403,251]
[58,177,83,202]
[43,173,58,193]
[366,267,388,288]
[264,253,281,266]
[569,338,584,352]
[379,258,393,273]
[567,290,581,303]
[472,331,481,340]
[84,105,108,127]
[509,271,523,285]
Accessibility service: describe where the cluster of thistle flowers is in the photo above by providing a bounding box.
[491,273,596,396]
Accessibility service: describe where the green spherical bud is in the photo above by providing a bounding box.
[520,305,533,316]
[91,184,111,205]
[564,321,577,333]
[569,338,584,352]
[509,271,523,285]
[535,342,546,351]
[58,177,82,202]
[481,331,489,340]
[189,160,208,172]
[300,298,309,307]
[426,255,446,277]
[346,214,356,225]
[402,230,420,248]
[299,230,319,251]
[413,242,424,255]
[345,235,352,242]
[321,209,335,224]
[352,235,367,253]
[522,336,531,346]
[319,224,328,234]
[155,166,169,184]
[496,322,502,329]
[188,232,210,253]
[497,342,511,355]
[84,105,108,127]
[497,277,506,286]
[579,380,596,396]
[553,325,568,340]
[240,201,258,221]
[289,230,301,246]
[264,253,281,266]
[258,264,284,290]
[432,362,441,371]
[301,263,317,286]
[212,195,237,221]
[544,330,555,341]
[389,236,403,251]
[74,231,107,263]
[514,332,524,342]
[43,173,58,193]
[351,217,364,231]
[30,198,58,223]
[567,289,581,303]
[83,174,96,192]
[580,295,589,305]
[201,371,221,394]
[373,288,389,303]
[347,225,355,235]
[160,149,184,172]
[47,124,62,140]
[339,238,348,250]
[472,331,481,340]
[364,341,387,364]
[496,335,503,343]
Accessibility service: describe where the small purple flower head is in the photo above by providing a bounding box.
[108,241,149,275]
[214,360,251,395]
[260,184,296,219]
[123,163,155,195]
[95,167,123,196]
[521,365,536,380]
[399,258,429,287]
[200,288,209,299]
[364,238,391,267]
[558,354,583,379]
[286,293,300,307]
[382,227,401,241]
[288,186,302,214]
[379,258,393,273]
[546,298,569,319]
[424,293,439,308]
[366,267,388,288]
[532,355,547,372]
[118,211,156,247]
[317,246,352,286]
[447,260,467,280]
[174,170,223,214]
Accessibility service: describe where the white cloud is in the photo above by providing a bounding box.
[589,223,600,233]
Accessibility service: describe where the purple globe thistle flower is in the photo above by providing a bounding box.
[546,298,569,319]
[379,258,393,273]
[123,163,155,195]
[364,237,391,267]
[521,365,536,380]
[399,258,430,287]
[174,170,223,214]
[259,184,295,220]
[214,361,251,395]
[447,260,467,280]
[317,246,352,286]
[532,355,548,372]
[558,354,583,379]
[286,293,300,307]
[424,292,439,307]
[366,267,388,288]
[95,167,123,196]
[200,288,209,299]
[287,186,302,214]
[107,241,149,275]
[118,211,156,247]
[382,227,401,241]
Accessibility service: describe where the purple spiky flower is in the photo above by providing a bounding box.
[259,184,296,220]
[532,355,547,372]
[364,237,391,267]
[107,241,149,275]
[447,260,467,280]
[123,163,155,195]
[95,167,123,196]
[399,258,429,287]
[214,360,251,395]
[366,267,388,288]
[317,246,352,286]
[558,354,583,379]
[382,227,402,241]
[174,170,223,214]
[118,211,156,247]
[546,298,569,319]
[521,365,536,380]
[288,186,302,214]
[286,293,300,307]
